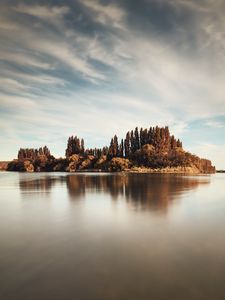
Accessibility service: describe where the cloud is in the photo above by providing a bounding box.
[168,0,212,13]
[0,72,66,95]
[0,50,53,69]
[28,39,106,81]
[80,0,126,29]
[0,94,38,110]
[0,4,106,82]
[14,4,69,19]
[205,120,225,129]
[13,4,76,39]
[0,0,225,167]
[0,77,28,93]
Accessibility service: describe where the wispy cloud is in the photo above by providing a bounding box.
[14,4,70,19]
[0,0,225,167]
[80,0,126,29]
[205,120,225,129]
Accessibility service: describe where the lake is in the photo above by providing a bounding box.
[0,172,225,300]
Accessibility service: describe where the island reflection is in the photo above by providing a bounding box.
[19,173,210,212]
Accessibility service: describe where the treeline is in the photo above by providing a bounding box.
[18,146,51,160]
[65,126,182,159]
[7,125,215,174]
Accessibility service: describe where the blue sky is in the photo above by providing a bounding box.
[0,0,225,168]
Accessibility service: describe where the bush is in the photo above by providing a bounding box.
[109,158,131,172]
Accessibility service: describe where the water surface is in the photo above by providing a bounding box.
[0,172,225,300]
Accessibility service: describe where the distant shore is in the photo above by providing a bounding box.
[3,125,216,174]
[0,161,217,175]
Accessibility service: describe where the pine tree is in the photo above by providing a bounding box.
[148,127,153,145]
[165,126,170,152]
[113,135,119,157]
[155,126,161,149]
[130,130,135,153]
[124,131,131,158]
[134,127,140,151]
[119,139,124,157]
[108,138,114,159]
[65,135,83,157]
[81,139,85,153]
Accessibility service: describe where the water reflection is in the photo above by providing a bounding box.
[19,173,210,212]
[3,173,225,300]
[19,174,66,200]
[19,176,56,191]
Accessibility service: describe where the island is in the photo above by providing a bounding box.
[5,126,215,174]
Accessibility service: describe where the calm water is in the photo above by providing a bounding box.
[0,172,225,300]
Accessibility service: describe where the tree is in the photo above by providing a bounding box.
[177,139,182,148]
[108,138,114,159]
[170,135,177,150]
[113,135,119,157]
[148,127,153,145]
[119,139,124,158]
[65,136,83,157]
[124,132,131,158]
[130,130,135,153]
[81,139,85,153]
[18,146,51,161]
[134,127,140,151]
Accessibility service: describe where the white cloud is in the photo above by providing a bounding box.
[0,5,106,82]
[14,4,69,19]
[81,0,126,29]
[0,94,38,113]
[0,51,53,69]
[0,0,225,166]
[28,39,106,81]
[168,0,212,13]
[0,77,28,92]
[205,120,225,129]
[1,70,66,86]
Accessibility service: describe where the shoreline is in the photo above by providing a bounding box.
[1,161,216,175]
[0,168,216,175]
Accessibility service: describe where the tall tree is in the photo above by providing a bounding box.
[108,138,114,159]
[81,138,85,154]
[134,127,140,151]
[124,131,131,158]
[65,135,83,157]
[130,130,135,153]
[113,135,119,157]
[119,139,124,157]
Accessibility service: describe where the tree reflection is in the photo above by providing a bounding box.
[19,175,64,197]
[19,173,210,212]
[66,174,210,212]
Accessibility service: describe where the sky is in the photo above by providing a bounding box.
[0,0,225,169]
